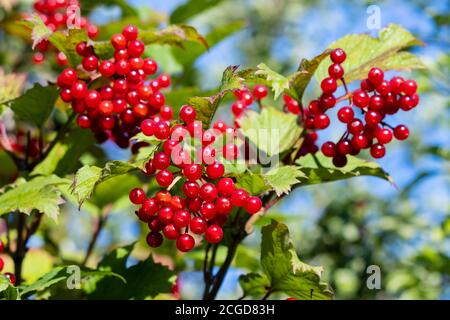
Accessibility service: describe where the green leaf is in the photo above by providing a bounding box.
[25,14,52,49]
[261,220,333,299]
[31,128,95,177]
[170,0,223,23]
[236,171,271,195]
[255,63,289,99]
[94,24,208,60]
[71,161,139,208]
[188,65,246,128]
[88,244,174,299]
[7,84,59,127]
[19,266,124,297]
[79,0,138,18]
[238,106,303,156]
[295,152,393,186]
[0,275,20,300]
[49,29,88,67]
[172,21,245,68]
[289,50,331,102]
[316,24,425,84]
[239,273,271,298]
[263,165,306,196]
[0,175,69,221]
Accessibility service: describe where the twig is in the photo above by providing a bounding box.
[82,210,109,266]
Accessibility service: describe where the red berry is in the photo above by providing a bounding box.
[206,162,224,179]
[32,52,44,64]
[158,74,171,88]
[0,257,4,272]
[163,224,179,240]
[160,105,173,120]
[141,119,155,136]
[122,24,138,41]
[149,92,165,109]
[199,183,218,202]
[146,231,163,248]
[376,128,393,144]
[394,125,409,140]
[111,34,127,50]
[148,217,164,232]
[179,105,197,123]
[205,225,223,243]
[190,216,207,234]
[401,79,417,95]
[352,89,369,108]
[370,143,386,158]
[115,59,130,75]
[158,206,174,224]
[223,143,238,160]
[173,210,190,229]
[337,139,352,155]
[231,188,249,207]
[328,63,344,79]
[321,77,337,94]
[85,90,101,108]
[183,164,203,181]
[71,81,88,99]
[129,188,146,204]
[4,272,16,285]
[156,169,174,187]
[231,101,246,117]
[87,24,99,39]
[348,119,364,134]
[245,196,262,214]
[213,120,227,133]
[76,115,91,128]
[99,116,115,130]
[143,58,158,75]
[390,76,404,94]
[314,114,330,129]
[182,181,200,198]
[59,68,78,86]
[99,100,114,116]
[351,134,369,149]
[200,202,216,220]
[0,240,4,252]
[332,155,347,167]
[128,40,145,57]
[369,95,384,111]
[217,178,235,196]
[368,67,384,86]
[82,55,98,71]
[321,141,336,157]
[365,110,382,126]
[176,234,195,252]
[141,198,159,216]
[337,107,354,123]
[238,91,253,106]
[253,85,268,99]
[60,88,72,102]
[154,121,170,140]
[330,48,346,63]
[216,197,232,215]
[76,42,90,56]
[153,152,170,170]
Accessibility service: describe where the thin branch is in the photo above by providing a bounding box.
[82,208,110,266]
[262,288,273,300]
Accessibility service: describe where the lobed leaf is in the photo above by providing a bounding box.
[255,63,290,99]
[263,165,306,196]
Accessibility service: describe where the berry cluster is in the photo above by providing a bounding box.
[298,48,418,166]
[0,240,16,285]
[32,0,98,65]
[57,24,171,148]
[129,105,262,252]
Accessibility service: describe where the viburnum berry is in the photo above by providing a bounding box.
[231,188,249,207]
[163,224,179,240]
[370,143,386,158]
[129,188,146,205]
[215,197,232,215]
[182,181,200,198]
[394,125,409,140]
[173,210,190,229]
[199,183,218,202]
[183,164,203,181]
[368,67,384,86]
[337,106,354,123]
[206,162,224,179]
[376,128,393,144]
[321,77,337,94]
[0,257,4,272]
[253,85,268,100]
[190,216,207,234]
[217,178,235,196]
[352,89,369,108]
[176,234,195,252]
[146,232,163,248]
[205,225,223,243]
[244,196,262,214]
[321,141,337,157]
[156,169,174,187]
[330,48,346,63]
[328,63,344,79]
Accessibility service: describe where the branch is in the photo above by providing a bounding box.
[82,207,110,266]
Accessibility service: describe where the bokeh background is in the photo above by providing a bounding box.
[0,0,449,299]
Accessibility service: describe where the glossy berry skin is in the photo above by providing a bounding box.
[368,67,384,86]
[217,178,235,196]
[352,89,369,108]
[77,115,91,128]
[328,63,344,79]
[321,141,336,157]
[128,40,145,57]
[122,24,138,40]
[190,217,207,234]
[348,119,364,134]
[365,111,382,127]
[337,107,354,123]
[146,232,163,248]
[321,77,337,94]
[351,134,369,149]
[332,155,347,168]
[0,257,4,272]
[143,58,158,75]
[173,210,190,228]
[82,55,98,71]
[376,128,393,144]
[401,80,417,95]
[111,34,127,50]
[330,48,346,63]
[337,140,352,155]
[245,196,262,214]
[223,144,238,160]
[176,234,195,252]
[85,90,101,108]
[182,181,200,198]
[4,273,16,285]
[60,68,78,86]
[156,169,174,187]
[179,105,196,123]
[200,202,216,220]
[141,119,154,136]
[0,240,4,252]
[154,122,170,140]
[163,224,179,240]
[253,85,268,99]
[71,81,88,99]
[231,188,249,207]
[206,162,224,179]
[394,125,409,140]
[183,164,203,181]
[199,183,218,202]
[215,197,232,214]
[370,143,386,158]
[205,225,223,244]
[129,188,146,205]
[314,114,330,129]
[231,101,246,117]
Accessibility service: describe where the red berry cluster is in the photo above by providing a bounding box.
[298,48,418,166]
[32,0,98,65]
[0,240,16,285]
[57,25,172,148]
[230,84,268,127]
[129,106,262,252]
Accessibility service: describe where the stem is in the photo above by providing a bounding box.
[82,212,109,266]
[262,288,273,300]
[12,213,26,285]
[340,78,352,105]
